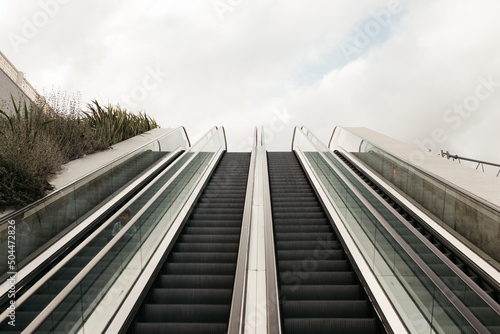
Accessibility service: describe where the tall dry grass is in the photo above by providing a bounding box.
[0,94,160,210]
[83,100,159,146]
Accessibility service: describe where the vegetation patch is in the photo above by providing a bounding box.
[0,94,158,210]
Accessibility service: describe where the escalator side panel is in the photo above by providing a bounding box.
[130,153,251,334]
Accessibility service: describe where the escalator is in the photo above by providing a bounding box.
[267,152,383,334]
[130,152,251,333]
[0,151,185,332]
[334,150,500,304]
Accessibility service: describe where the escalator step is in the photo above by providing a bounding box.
[274,218,330,225]
[283,318,378,334]
[183,227,241,235]
[279,272,358,285]
[131,153,250,333]
[174,242,239,253]
[276,239,341,250]
[268,152,382,334]
[278,260,349,272]
[163,263,237,275]
[143,304,230,322]
[134,322,228,334]
[152,288,232,304]
[282,300,373,318]
[275,232,332,241]
[273,212,326,219]
[169,252,237,263]
[281,285,364,300]
[274,225,332,233]
[178,234,240,243]
[158,275,233,289]
[186,220,242,228]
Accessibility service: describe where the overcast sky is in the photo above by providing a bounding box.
[1,0,499,166]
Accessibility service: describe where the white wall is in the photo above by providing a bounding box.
[0,51,39,114]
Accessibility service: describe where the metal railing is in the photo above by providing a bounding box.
[440,150,500,177]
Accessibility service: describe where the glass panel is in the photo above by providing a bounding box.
[0,127,190,280]
[331,127,500,265]
[291,127,498,333]
[31,127,225,333]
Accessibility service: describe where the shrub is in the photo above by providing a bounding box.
[42,89,109,160]
[83,101,159,146]
[43,109,109,161]
[0,94,160,210]
[0,97,65,209]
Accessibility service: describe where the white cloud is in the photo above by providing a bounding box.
[0,0,498,163]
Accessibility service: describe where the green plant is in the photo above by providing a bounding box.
[0,95,160,210]
[0,95,57,149]
[83,101,159,146]
[0,97,65,209]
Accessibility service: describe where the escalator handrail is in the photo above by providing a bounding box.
[335,146,500,291]
[0,147,193,326]
[297,126,493,332]
[228,146,257,334]
[328,149,500,315]
[0,126,190,226]
[262,149,282,334]
[219,125,228,151]
[293,146,407,334]
[0,148,184,303]
[181,126,191,147]
[318,127,500,313]
[106,148,226,333]
[18,127,223,332]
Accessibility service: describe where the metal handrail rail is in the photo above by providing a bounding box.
[336,146,500,293]
[228,143,257,333]
[0,148,183,301]
[0,126,191,226]
[440,150,500,177]
[22,127,224,333]
[328,126,500,212]
[262,148,282,334]
[293,146,407,334]
[301,126,494,332]
[220,126,228,151]
[0,147,189,325]
[106,149,226,332]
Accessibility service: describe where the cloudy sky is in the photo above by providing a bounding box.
[1,0,499,166]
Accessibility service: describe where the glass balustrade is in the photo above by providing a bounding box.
[329,127,500,266]
[292,127,500,333]
[29,127,226,333]
[0,127,190,281]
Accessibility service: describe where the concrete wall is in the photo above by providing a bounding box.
[0,51,39,114]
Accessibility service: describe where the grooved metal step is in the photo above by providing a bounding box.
[267,152,383,334]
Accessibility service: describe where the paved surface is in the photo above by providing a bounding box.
[50,128,173,190]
